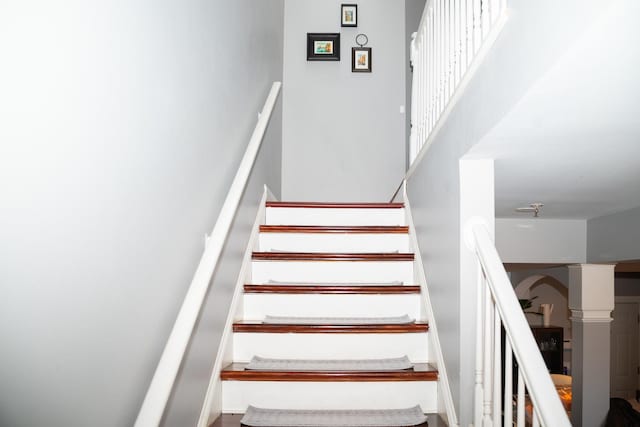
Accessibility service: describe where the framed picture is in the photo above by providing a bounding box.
[341,4,358,27]
[352,47,371,72]
[307,33,340,61]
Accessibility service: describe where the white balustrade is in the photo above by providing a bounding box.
[409,0,508,166]
[468,223,571,427]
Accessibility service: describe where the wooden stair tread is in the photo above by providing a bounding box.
[220,363,437,382]
[243,284,421,294]
[260,225,409,234]
[252,252,414,261]
[266,201,404,209]
[233,322,429,333]
[209,413,447,427]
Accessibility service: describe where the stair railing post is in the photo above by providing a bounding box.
[474,260,485,427]
[482,279,494,427]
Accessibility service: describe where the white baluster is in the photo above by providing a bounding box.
[473,0,481,54]
[409,32,417,163]
[475,262,485,427]
[466,0,474,66]
[445,0,452,99]
[493,304,501,427]
[483,280,493,426]
[454,0,461,86]
[429,11,435,131]
[516,369,525,427]
[503,339,513,427]
[481,0,489,39]
[436,0,442,115]
[421,31,427,150]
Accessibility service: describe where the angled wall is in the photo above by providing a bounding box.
[0,1,283,426]
[405,0,604,424]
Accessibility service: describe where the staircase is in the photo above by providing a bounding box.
[211,201,447,426]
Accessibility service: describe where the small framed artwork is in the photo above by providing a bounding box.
[341,4,358,27]
[307,33,340,61]
[352,47,371,72]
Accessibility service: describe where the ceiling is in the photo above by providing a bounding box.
[467,1,640,220]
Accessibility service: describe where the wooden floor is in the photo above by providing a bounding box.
[209,413,448,427]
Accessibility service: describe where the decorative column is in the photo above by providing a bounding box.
[568,264,615,427]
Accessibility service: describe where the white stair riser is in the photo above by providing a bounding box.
[251,261,413,284]
[266,208,406,226]
[233,333,429,361]
[242,294,421,319]
[259,233,410,253]
[222,381,437,412]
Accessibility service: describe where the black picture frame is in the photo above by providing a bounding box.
[352,47,371,72]
[341,4,358,27]
[307,33,340,61]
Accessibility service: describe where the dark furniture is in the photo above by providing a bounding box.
[531,326,564,374]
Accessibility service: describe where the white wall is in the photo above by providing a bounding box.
[0,2,283,426]
[496,218,587,263]
[281,0,406,201]
[406,0,603,424]
[588,206,640,262]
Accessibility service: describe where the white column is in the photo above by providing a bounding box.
[460,158,494,427]
[568,264,615,427]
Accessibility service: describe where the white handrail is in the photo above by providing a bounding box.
[469,223,571,427]
[134,81,282,427]
[409,0,508,166]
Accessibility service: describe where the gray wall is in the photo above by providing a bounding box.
[163,98,282,426]
[405,0,426,168]
[496,218,587,263]
[281,0,406,201]
[0,1,284,426]
[405,0,603,424]
[588,206,640,262]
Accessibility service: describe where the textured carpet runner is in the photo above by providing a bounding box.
[240,405,428,427]
[266,280,404,286]
[245,356,414,371]
[262,315,414,325]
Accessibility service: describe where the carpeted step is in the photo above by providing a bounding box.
[210,413,450,427]
[262,315,415,325]
[240,405,428,427]
[245,356,414,372]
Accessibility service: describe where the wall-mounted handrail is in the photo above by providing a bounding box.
[408,0,508,167]
[468,223,571,427]
[134,82,282,427]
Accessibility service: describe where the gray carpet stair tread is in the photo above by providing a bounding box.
[262,315,415,325]
[245,356,413,372]
[210,413,447,427]
[240,406,429,427]
[266,280,404,286]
